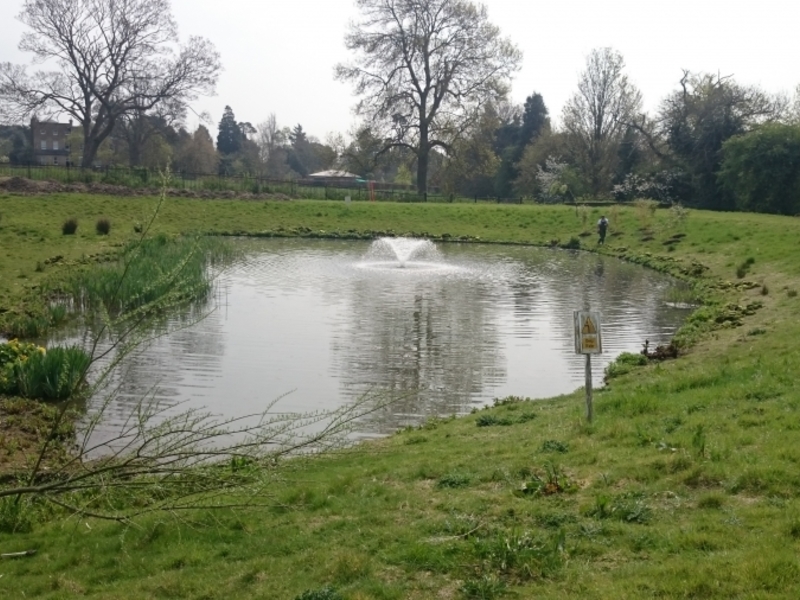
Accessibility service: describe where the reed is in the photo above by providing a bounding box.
[59,234,233,315]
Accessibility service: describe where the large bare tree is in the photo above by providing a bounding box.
[562,48,642,195]
[0,0,220,168]
[336,0,521,194]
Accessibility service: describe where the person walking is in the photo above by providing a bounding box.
[597,215,609,245]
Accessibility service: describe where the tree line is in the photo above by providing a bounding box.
[2,0,800,214]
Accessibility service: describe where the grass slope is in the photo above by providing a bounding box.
[1,193,800,598]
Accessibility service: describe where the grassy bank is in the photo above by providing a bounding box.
[1,193,800,598]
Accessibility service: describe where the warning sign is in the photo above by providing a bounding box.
[574,311,603,354]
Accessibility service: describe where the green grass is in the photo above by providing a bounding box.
[2,194,800,597]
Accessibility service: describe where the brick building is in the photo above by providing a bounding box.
[31,117,73,166]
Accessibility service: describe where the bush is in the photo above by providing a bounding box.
[96,218,111,235]
[62,218,78,235]
[604,352,647,380]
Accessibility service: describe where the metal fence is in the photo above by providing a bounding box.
[0,162,532,204]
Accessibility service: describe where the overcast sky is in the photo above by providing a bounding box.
[2,0,799,141]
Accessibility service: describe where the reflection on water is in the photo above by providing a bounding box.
[51,238,693,440]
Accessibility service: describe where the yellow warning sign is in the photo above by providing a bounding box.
[574,311,603,354]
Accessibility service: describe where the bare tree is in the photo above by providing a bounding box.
[562,48,642,195]
[336,0,521,194]
[116,94,186,167]
[0,0,221,168]
[256,114,283,164]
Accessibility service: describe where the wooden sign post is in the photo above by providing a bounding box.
[574,310,603,422]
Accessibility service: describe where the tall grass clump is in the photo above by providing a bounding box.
[62,218,78,235]
[0,340,90,400]
[95,217,111,235]
[14,346,91,400]
[61,234,234,315]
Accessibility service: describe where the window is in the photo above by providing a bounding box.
[53,141,59,150]
[53,130,58,136]
[40,141,47,150]
[53,156,59,165]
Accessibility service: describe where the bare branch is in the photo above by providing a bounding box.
[336,0,521,192]
[0,0,220,166]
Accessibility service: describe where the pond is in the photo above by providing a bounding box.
[57,238,693,440]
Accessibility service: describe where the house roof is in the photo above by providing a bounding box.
[308,170,360,179]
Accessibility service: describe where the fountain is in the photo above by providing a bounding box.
[55,238,693,446]
[362,236,444,269]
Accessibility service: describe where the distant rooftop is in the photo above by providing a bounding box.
[308,170,359,178]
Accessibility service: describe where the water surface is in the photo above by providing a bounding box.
[59,238,692,438]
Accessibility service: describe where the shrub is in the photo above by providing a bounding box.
[96,218,111,235]
[604,352,648,380]
[62,218,78,235]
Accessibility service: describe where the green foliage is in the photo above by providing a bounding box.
[662,72,781,210]
[13,345,91,400]
[216,105,244,155]
[59,234,233,315]
[294,587,344,600]
[604,351,647,380]
[540,439,569,454]
[0,497,34,534]
[720,123,800,215]
[476,414,514,427]
[61,217,78,235]
[586,492,652,523]
[476,409,536,428]
[516,463,576,497]
[0,339,46,394]
[461,575,507,599]
[1,340,90,400]
[436,472,472,488]
[471,529,566,581]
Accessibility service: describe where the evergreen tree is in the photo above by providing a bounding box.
[519,93,549,150]
[217,106,243,155]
